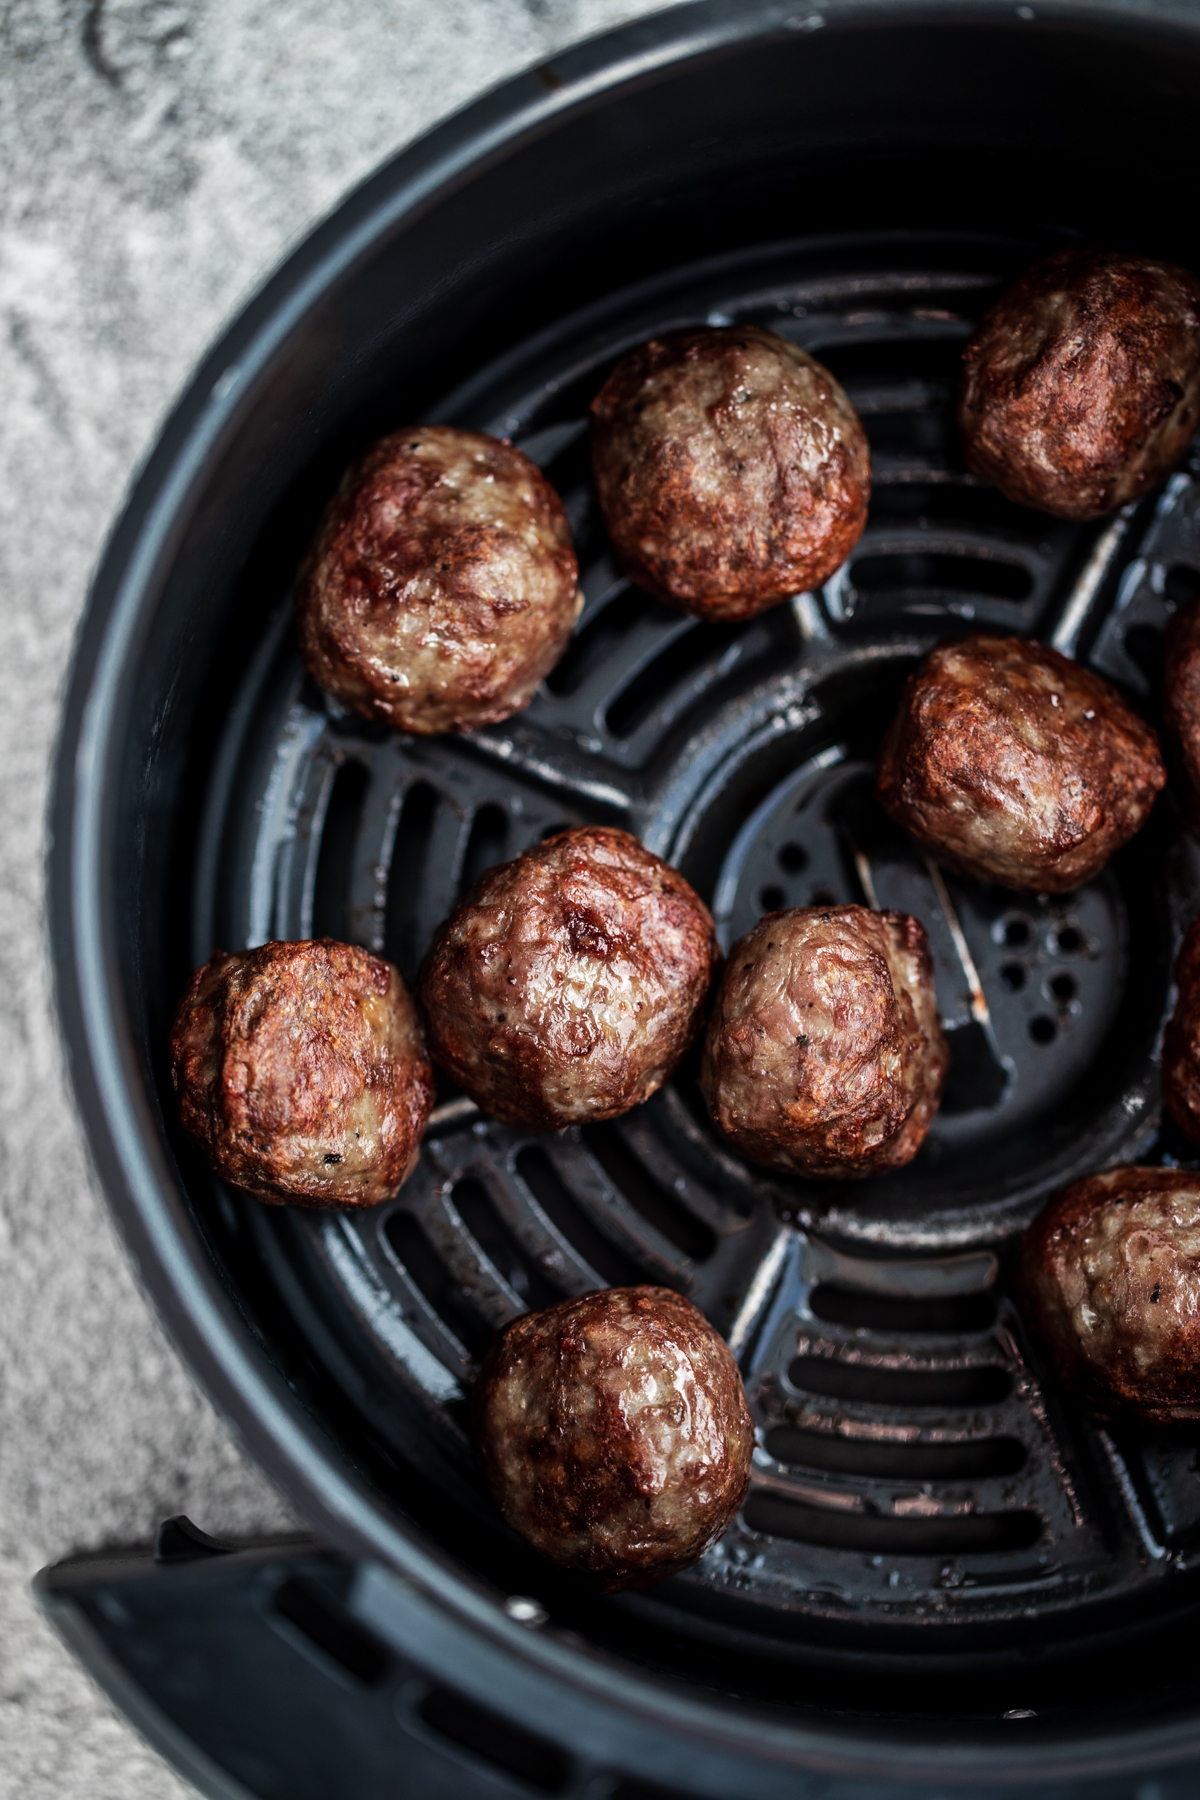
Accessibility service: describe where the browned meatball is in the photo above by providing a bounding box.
[1162,916,1200,1143]
[590,324,870,622]
[876,635,1165,894]
[1164,600,1200,830]
[958,247,1200,520]
[169,938,433,1207]
[418,827,716,1131]
[296,426,582,736]
[1016,1167,1200,1426]
[474,1286,754,1590]
[699,905,947,1180]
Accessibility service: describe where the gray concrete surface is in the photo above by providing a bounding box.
[0,3,678,1793]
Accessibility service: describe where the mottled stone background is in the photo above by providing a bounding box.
[0,3,675,1792]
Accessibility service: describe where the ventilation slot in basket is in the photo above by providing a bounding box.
[384,1212,493,1358]
[763,1426,1026,1481]
[820,334,968,385]
[1164,563,1200,606]
[850,551,1033,604]
[515,1146,648,1289]
[311,761,368,942]
[384,782,438,979]
[581,1125,715,1262]
[808,1284,997,1336]
[742,1490,1041,1556]
[1123,623,1166,688]
[544,588,653,696]
[459,804,508,895]
[788,1357,1011,1408]
[604,618,752,739]
[450,1177,565,1311]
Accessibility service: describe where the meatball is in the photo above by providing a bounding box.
[590,324,870,622]
[419,827,716,1131]
[1164,600,1200,830]
[1016,1166,1200,1426]
[958,247,1200,520]
[876,635,1165,894]
[296,426,582,736]
[699,905,947,1180]
[169,938,433,1207]
[474,1286,754,1590]
[1162,916,1200,1144]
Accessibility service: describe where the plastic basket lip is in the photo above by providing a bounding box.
[46,0,1200,1784]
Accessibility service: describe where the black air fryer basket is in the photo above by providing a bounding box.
[42,3,1200,1795]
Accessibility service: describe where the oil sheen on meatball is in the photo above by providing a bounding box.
[699,905,948,1180]
[1164,600,1200,830]
[473,1286,754,1590]
[590,324,870,621]
[1016,1167,1200,1425]
[170,939,433,1207]
[958,247,1200,520]
[418,827,716,1131]
[1162,916,1200,1144]
[296,426,582,736]
[876,635,1165,894]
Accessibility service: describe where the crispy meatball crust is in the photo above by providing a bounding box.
[699,905,948,1180]
[473,1286,754,1590]
[958,247,1200,520]
[296,426,582,736]
[1016,1167,1200,1425]
[590,324,870,621]
[1162,916,1200,1144]
[169,939,434,1207]
[876,635,1165,894]
[418,827,717,1131]
[1164,601,1200,830]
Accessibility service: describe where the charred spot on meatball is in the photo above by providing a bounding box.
[296,425,582,736]
[1162,916,1200,1145]
[418,826,717,1132]
[958,247,1200,520]
[876,634,1165,894]
[1016,1166,1200,1426]
[473,1286,754,1591]
[1164,601,1200,831]
[590,324,870,622]
[699,904,947,1181]
[169,938,433,1207]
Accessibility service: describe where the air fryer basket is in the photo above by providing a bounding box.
[49,2,1200,1793]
